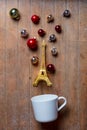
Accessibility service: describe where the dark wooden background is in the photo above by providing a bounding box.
[0,0,87,130]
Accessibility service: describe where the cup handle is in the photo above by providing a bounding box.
[58,96,67,112]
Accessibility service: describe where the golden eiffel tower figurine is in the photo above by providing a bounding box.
[33,40,52,87]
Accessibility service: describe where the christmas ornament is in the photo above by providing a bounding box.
[55,25,62,33]
[47,14,54,23]
[31,15,40,24]
[27,38,38,50]
[49,34,56,42]
[9,8,20,20]
[38,29,46,37]
[21,29,28,38]
[63,10,71,18]
[33,40,52,87]
[31,56,39,65]
[51,47,58,56]
[47,64,55,74]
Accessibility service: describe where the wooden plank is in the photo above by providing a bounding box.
[79,1,87,129]
[79,42,87,130]
[79,0,87,41]
[17,0,31,129]
[0,0,7,129]
[5,0,19,129]
[57,0,80,130]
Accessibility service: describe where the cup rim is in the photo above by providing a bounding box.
[31,94,58,102]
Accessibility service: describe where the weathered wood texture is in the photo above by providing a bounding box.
[0,0,87,130]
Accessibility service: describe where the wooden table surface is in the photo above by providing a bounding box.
[0,0,87,130]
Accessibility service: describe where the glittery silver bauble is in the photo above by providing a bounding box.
[21,29,28,38]
[51,47,58,56]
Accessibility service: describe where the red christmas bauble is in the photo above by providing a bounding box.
[38,29,45,37]
[27,38,38,50]
[31,15,40,24]
[55,25,62,33]
[47,64,55,73]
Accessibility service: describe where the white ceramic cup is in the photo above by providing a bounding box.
[31,94,67,122]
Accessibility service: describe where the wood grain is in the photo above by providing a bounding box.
[0,0,87,130]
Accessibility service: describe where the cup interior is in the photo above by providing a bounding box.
[31,94,58,102]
